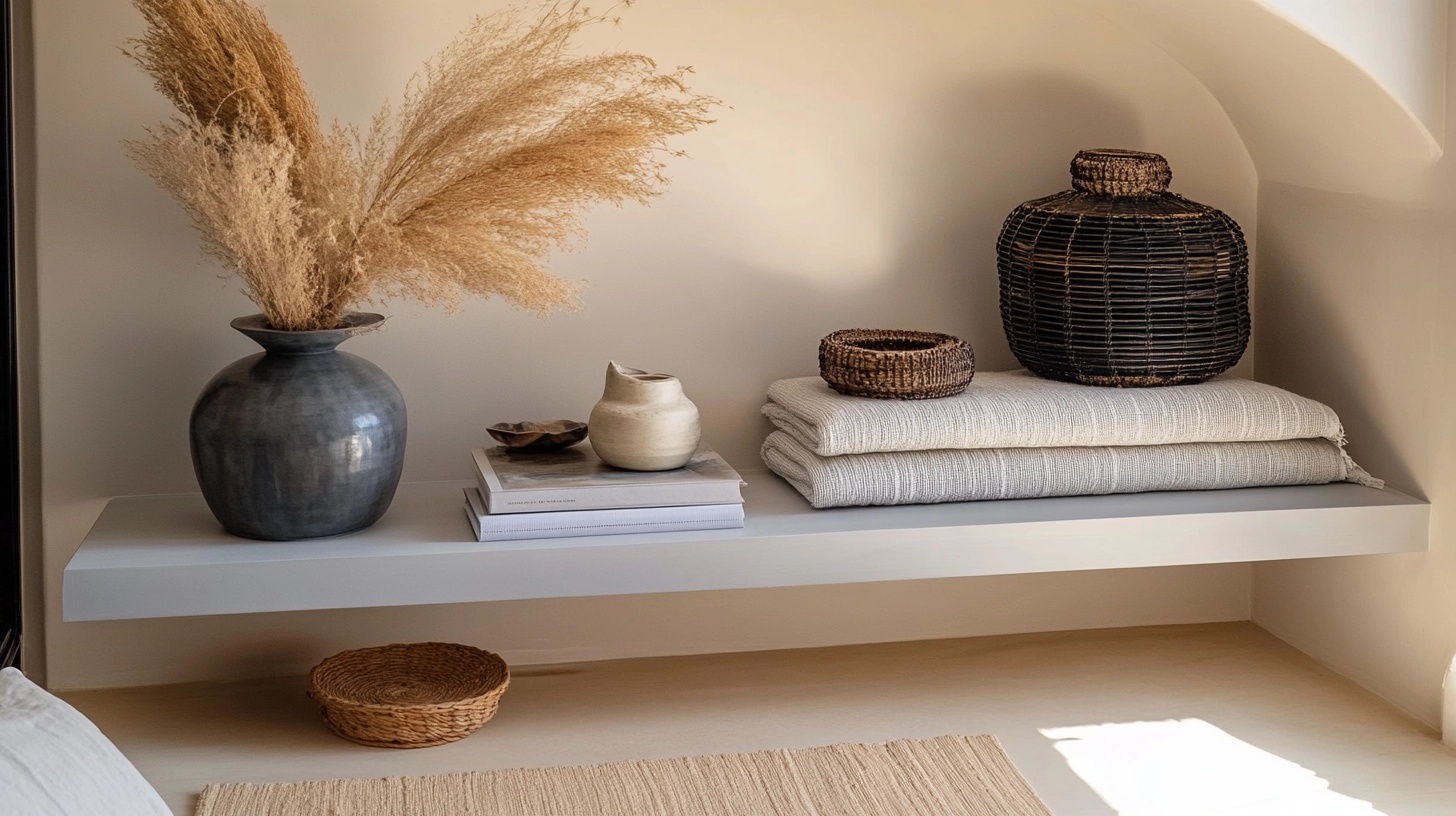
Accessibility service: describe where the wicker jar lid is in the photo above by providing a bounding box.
[819,329,974,400]
[1070,149,1171,197]
[309,642,510,749]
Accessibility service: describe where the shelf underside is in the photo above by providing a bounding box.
[62,474,1429,622]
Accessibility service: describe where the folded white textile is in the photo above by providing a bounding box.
[0,667,172,816]
[761,430,1373,509]
[764,371,1351,456]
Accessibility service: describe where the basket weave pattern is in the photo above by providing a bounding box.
[309,642,510,749]
[997,149,1249,387]
[819,329,974,400]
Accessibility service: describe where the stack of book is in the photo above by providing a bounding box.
[463,443,746,542]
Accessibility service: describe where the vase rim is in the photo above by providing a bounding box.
[230,313,386,335]
[231,313,385,355]
[608,360,677,381]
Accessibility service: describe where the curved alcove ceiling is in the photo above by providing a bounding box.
[1260,0,1445,142]
[1081,0,1445,199]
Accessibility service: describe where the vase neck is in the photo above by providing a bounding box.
[231,313,385,355]
[603,361,683,402]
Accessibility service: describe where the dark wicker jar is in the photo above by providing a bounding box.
[996,149,1249,387]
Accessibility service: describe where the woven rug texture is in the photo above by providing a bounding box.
[194,734,1052,816]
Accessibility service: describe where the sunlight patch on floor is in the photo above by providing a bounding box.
[1041,719,1383,815]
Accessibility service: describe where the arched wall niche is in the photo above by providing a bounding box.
[1082,0,1446,199]
[28,0,1446,691]
[34,0,1268,689]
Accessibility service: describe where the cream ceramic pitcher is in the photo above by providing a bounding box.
[588,361,701,471]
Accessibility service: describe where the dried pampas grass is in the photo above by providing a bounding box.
[125,0,719,330]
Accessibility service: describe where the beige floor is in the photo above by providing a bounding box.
[64,623,1456,815]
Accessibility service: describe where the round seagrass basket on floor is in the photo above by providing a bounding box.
[819,329,974,399]
[996,149,1249,387]
[308,642,510,748]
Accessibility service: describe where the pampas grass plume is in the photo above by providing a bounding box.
[126,0,719,330]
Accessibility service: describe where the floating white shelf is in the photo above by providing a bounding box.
[62,473,1429,622]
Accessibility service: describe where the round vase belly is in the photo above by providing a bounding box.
[588,361,701,471]
[189,314,406,540]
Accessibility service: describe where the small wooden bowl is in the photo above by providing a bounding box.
[488,420,588,450]
[308,642,510,749]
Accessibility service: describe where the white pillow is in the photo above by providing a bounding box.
[0,667,172,816]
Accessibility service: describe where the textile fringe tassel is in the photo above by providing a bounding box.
[1334,428,1385,489]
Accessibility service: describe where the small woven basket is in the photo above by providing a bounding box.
[819,329,974,399]
[308,642,510,749]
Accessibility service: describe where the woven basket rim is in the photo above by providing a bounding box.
[309,642,510,712]
[822,328,968,355]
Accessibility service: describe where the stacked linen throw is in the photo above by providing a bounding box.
[760,370,1381,509]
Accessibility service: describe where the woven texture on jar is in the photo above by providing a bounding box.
[308,642,510,749]
[819,329,974,400]
[997,151,1250,388]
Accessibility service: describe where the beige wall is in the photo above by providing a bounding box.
[1247,0,1456,733]
[1252,173,1456,727]
[33,0,1259,689]
[1054,0,1456,729]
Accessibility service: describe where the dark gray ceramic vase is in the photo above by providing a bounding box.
[190,313,406,540]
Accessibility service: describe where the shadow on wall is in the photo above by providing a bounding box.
[890,74,1146,373]
[695,71,1151,348]
[1252,182,1435,497]
[608,73,1148,464]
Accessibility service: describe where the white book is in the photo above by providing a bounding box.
[472,443,745,514]
[463,488,744,542]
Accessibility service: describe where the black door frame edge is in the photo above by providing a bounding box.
[1,0,22,670]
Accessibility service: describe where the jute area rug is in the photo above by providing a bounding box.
[195,734,1052,815]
